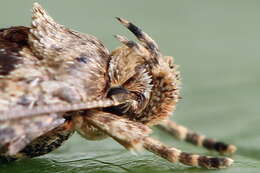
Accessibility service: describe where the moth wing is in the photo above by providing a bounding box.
[29,3,110,102]
[0,4,121,156]
[0,20,117,118]
[0,26,113,156]
[0,114,65,156]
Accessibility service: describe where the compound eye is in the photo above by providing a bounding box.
[107,86,129,98]
[104,86,138,116]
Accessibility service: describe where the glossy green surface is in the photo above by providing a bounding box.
[0,0,259,172]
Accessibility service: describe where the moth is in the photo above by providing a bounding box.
[0,3,236,169]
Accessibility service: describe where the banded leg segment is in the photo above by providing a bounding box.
[158,120,237,155]
[78,111,233,169]
[144,137,233,169]
[74,110,152,151]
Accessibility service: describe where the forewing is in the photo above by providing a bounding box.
[0,26,62,155]
[0,26,30,76]
[29,3,110,102]
[0,113,65,155]
[0,4,121,155]
[0,26,112,156]
[0,9,116,119]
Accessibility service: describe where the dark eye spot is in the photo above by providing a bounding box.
[76,55,89,64]
[107,86,129,97]
[17,96,31,106]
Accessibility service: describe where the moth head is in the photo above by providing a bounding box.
[105,45,153,116]
[104,18,181,125]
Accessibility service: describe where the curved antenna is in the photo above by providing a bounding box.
[114,34,145,56]
[114,34,140,49]
[116,17,159,53]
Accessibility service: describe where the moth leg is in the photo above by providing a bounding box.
[158,119,237,155]
[16,120,74,159]
[73,110,152,151]
[75,111,233,169]
[143,137,233,169]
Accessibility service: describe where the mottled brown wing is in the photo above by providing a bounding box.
[0,3,114,156]
[28,3,110,102]
[0,3,114,119]
[0,26,29,76]
[0,27,67,155]
[0,114,66,156]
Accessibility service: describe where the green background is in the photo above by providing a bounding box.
[0,0,259,173]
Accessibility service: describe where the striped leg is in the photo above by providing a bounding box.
[78,111,233,169]
[158,120,237,155]
[144,137,233,169]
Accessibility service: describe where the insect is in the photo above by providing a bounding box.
[0,3,237,169]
